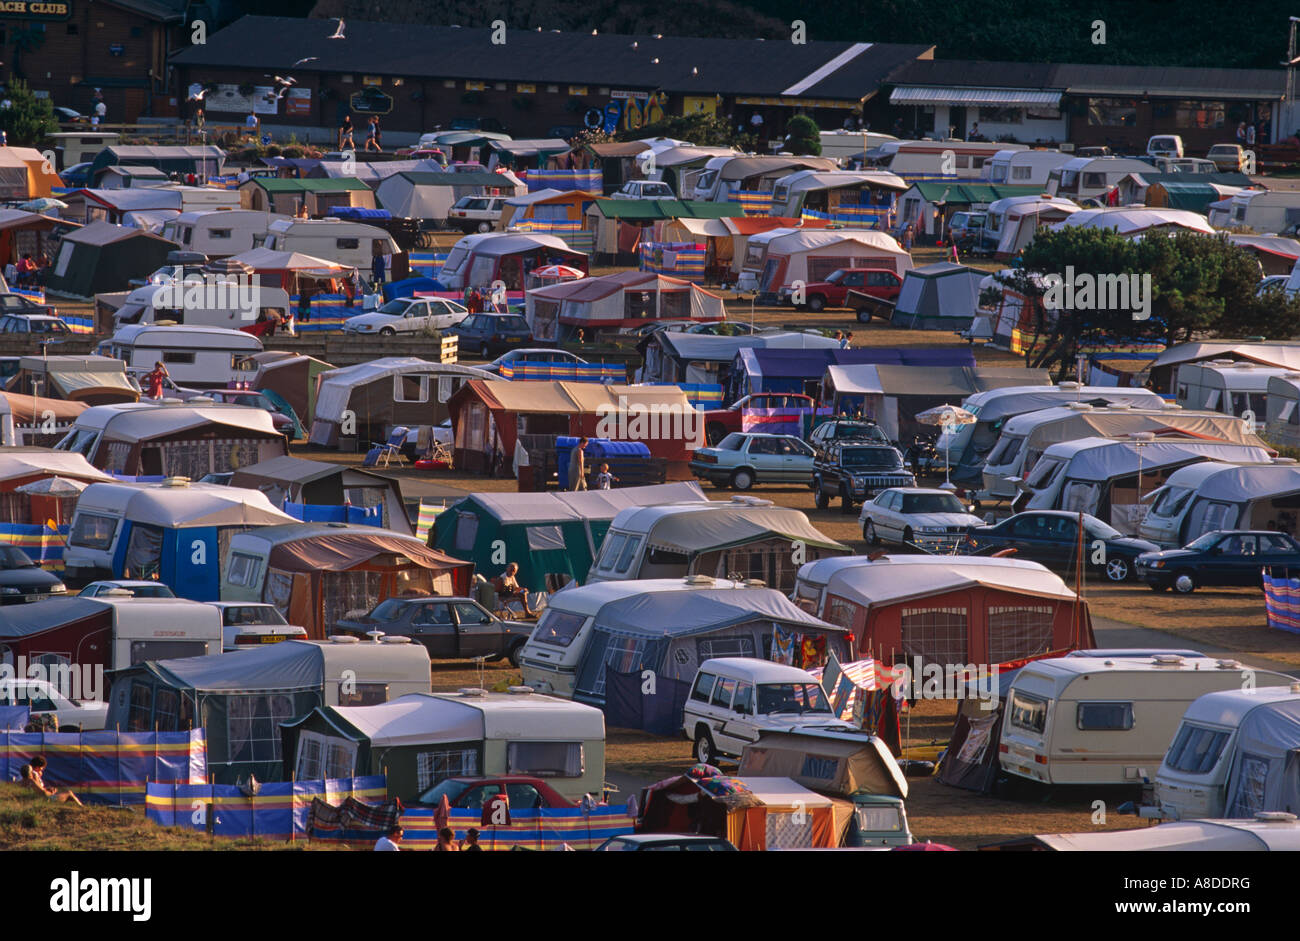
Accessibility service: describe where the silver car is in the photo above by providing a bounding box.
[689,433,816,491]
[859,487,983,551]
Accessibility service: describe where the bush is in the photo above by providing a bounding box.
[0,78,56,147]
[784,115,821,156]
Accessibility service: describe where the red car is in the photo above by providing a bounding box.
[703,392,817,445]
[412,775,577,810]
[791,268,902,312]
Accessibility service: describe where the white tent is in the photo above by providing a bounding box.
[985,195,1079,259]
[1056,207,1215,237]
[374,170,525,225]
[744,228,912,293]
[76,480,295,529]
[524,270,725,341]
[437,231,586,290]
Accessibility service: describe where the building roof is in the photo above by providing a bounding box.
[171,16,932,100]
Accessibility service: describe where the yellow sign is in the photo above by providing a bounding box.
[517,84,535,94]
[464,81,486,91]
[683,96,718,117]
[0,0,71,18]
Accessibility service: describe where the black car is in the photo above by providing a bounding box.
[1136,530,1300,593]
[0,545,68,604]
[447,312,533,359]
[807,419,892,456]
[963,510,1159,582]
[812,441,915,514]
[334,596,531,664]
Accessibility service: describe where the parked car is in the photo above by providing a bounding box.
[78,580,176,599]
[58,162,94,188]
[343,297,470,336]
[597,834,737,851]
[812,442,914,513]
[1206,143,1247,172]
[0,545,67,604]
[962,510,1159,582]
[783,268,903,312]
[948,212,987,250]
[335,596,531,665]
[859,487,982,551]
[206,602,308,652]
[0,293,59,318]
[1,677,108,732]
[807,418,892,455]
[480,348,587,375]
[689,432,816,490]
[202,389,299,437]
[703,393,817,445]
[0,314,71,336]
[412,775,576,810]
[446,311,534,358]
[53,106,89,124]
[1136,530,1300,593]
[682,658,856,764]
[448,195,508,233]
[610,180,676,200]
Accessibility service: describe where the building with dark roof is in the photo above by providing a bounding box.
[169,16,934,139]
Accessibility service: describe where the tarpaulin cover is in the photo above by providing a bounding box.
[605,668,692,735]
[399,805,634,850]
[1225,697,1300,818]
[2,730,206,804]
[146,775,387,841]
[267,531,467,573]
[644,506,846,554]
[282,502,383,527]
[0,707,30,730]
[592,587,843,639]
[140,641,327,693]
[737,731,908,798]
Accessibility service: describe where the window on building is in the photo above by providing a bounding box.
[980,107,1024,124]
[1173,100,1227,129]
[1087,98,1138,127]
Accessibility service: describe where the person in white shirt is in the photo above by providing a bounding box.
[375,825,403,851]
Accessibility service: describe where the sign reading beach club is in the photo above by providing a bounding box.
[0,0,71,19]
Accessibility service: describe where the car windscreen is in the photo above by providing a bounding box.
[0,545,35,568]
[900,493,966,514]
[832,423,886,442]
[377,299,410,315]
[756,682,832,715]
[416,778,470,806]
[841,447,903,469]
[368,598,408,620]
[1185,531,1224,551]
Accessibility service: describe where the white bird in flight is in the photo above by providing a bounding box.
[293,56,318,66]
[188,87,208,101]
[329,18,346,39]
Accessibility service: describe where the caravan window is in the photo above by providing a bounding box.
[596,533,626,570]
[336,238,360,250]
[507,741,584,777]
[163,351,195,365]
[1025,457,1064,489]
[339,683,388,706]
[614,535,641,574]
[530,609,586,648]
[129,640,207,665]
[1077,702,1135,731]
[1150,487,1194,520]
[1008,690,1048,733]
[226,552,263,588]
[1166,722,1230,774]
[985,434,1023,468]
[210,229,232,240]
[415,749,480,792]
[394,374,429,403]
[69,512,117,550]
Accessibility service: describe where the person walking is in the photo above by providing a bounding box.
[339,114,355,151]
[371,249,386,287]
[568,437,589,491]
[365,115,382,152]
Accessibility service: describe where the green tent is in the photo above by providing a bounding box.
[431,482,706,592]
[45,221,177,299]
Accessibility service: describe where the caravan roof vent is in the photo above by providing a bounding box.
[1105,403,1132,410]
[1057,381,1081,390]
[1215,659,1241,669]
[379,635,411,644]
[327,634,359,644]
[684,574,715,587]
[1273,458,1298,465]
[507,685,534,695]
[1283,372,1300,380]
[1102,660,1115,667]
[1151,653,1184,666]
[1291,682,1300,694]
[729,495,773,507]
[1207,359,1235,366]
[187,395,215,404]
[1255,811,1297,824]
[1065,402,1094,411]
[1129,431,1156,442]
[458,687,488,697]
[1231,361,1258,369]
[161,476,191,487]
[159,397,185,405]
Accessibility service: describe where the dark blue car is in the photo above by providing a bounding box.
[1135,530,1300,593]
[963,510,1159,582]
[447,312,533,359]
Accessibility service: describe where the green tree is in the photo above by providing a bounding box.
[615,112,754,151]
[783,115,821,156]
[0,78,58,147]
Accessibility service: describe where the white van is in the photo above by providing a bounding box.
[1000,651,1294,787]
[264,218,399,270]
[161,210,291,258]
[1147,135,1185,159]
[102,324,263,388]
[682,657,856,764]
[1153,685,1300,821]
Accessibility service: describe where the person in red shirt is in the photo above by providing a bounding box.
[146,361,169,399]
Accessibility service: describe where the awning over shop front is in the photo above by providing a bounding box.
[889,86,1063,108]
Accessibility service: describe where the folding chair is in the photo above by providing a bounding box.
[368,425,409,469]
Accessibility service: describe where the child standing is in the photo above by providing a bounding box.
[595,462,618,490]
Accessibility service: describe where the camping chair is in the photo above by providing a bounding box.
[364,426,409,468]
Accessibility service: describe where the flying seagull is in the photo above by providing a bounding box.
[293,56,319,66]
[329,17,346,39]
[273,75,297,87]
[188,87,208,101]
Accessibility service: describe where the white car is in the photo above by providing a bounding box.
[682,658,856,764]
[206,602,308,652]
[2,677,109,732]
[859,487,983,551]
[448,195,507,233]
[610,180,676,200]
[343,297,469,336]
[78,580,176,599]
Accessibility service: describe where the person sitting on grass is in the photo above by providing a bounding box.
[21,758,82,805]
[492,562,535,618]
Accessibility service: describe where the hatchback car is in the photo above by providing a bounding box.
[859,488,983,551]
[963,510,1159,582]
[0,293,59,318]
[447,312,533,358]
[0,545,67,604]
[343,297,469,336]
[412,775,576,810]
[785,268,903,312]
[610,180,676,200]
[597,834,737,851]
[0,314,71,336]
[1136,530,1300,593]
[689,432,816,490]
[1,677,108,732]
[335,596,532,664]
[207,602,308,652]
[448,195,508,233]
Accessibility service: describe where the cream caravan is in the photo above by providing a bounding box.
[863,140,1025,181]
[984,149,1072,187]
[161,210,291,258]
[1045,157,1157,201]
[264,217,400,270]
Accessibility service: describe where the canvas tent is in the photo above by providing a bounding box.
[891,263,985,331]
[730,346,976,400]
[308,357,493,448]
[743,228,912,295]
[89,145,225,184]
[935,667,1022,792]
[233,350,335,427]
[1056,207,1215,237]
[524,271,725,342]
[501,187,599,230]
[65,187,183,225]
[104,639,430,784]
[0,210,77,272]
[221,523,473,638]
[583,200,744,260]
[12,355,138,406]
[230,456,411,534]
[281,690,606,802]
[45,221,177,299]
[738,729,908,799]
[0,447,112,525]
[431,482,707,592]
[225,246,354,294]
[767,169,908,218]
[0,147,57,200]
[0,394,88,448]
[375,171,521,225]
[643,330,842,387]
[437,232,588,290]
[238,178,376,216]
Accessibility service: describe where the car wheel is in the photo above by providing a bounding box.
[706,422,727,446]
[477,221,492,233]
[508,641,524,668]
[807,295,826,312]
[694,729,718,765]
[814,485,829,510]
[840,485,855,514]
[379,327,395,336]
[864,519,879,545]
[1173,571,1197,594]
[856,309,872,323]
[730,468,755,491]
[1104,557,1131,582]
